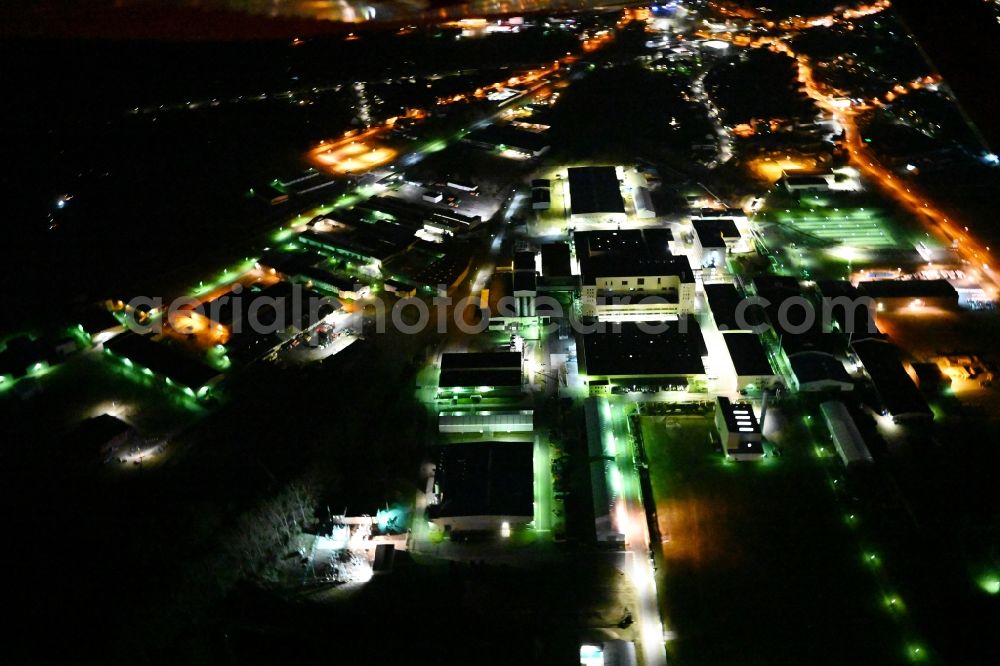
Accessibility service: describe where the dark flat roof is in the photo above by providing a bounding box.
[568,166,625,216]
[513,251,536,272]
[791,352,852,386]
[703,283,766,332]
[201,282,335,332]
[780,331,843,357]
[299,222,412,262]
[66,414,134,450]
[105,334,220,390]
[751,274,802,300]
[722,332,775,377]
[295,266,357,293]
[816,281,878,335]
[541,243,572,278]
[575,229,673,260]
[584,255,694,284]
[227,332,283,364]
[858,279,958,301]
[257,249,325,275]
[439,352,522,388]
[581,318,706,378]
[465,124,550,154]
[574,229,690,284]
[512,271,537,293]
[852,339,931,418]
[817,280,860,299]
[439,368,522,388]
[427,441,534,519]
[693,218,740,248]
[441,351,521,372]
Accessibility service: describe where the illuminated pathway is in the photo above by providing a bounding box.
[604,398,668,666]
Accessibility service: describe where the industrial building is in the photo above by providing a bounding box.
[437,351,523,396]
[852,338,932,422]
[64,414,136,464]
[721,332,779,391]
[692,218,742,268]
[714,396,764,460]
[104,333,223,398]
[256,249,328,279]
[200,282,338,363]
[438,410,534,435]
[703,283,767,332]
[425,441,534,532]
[690,207,748,225]
[541,242,572,278]
[790,352,854,392]
[299,220,414,271]
[575,229,695,319]
[819,401,873,466]
[579,318,707,392]
[782,171,835,193]
[817,280,878,335]
[584,398,625,543]
[463,124,551,158]
[292,266,369,300]
[566,166,626,224]
[857,279,959,312]
[479,255,539,332]
[382,241,473,297]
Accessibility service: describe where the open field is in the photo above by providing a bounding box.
[640,414,910,665]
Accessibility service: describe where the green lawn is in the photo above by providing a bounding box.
[641,413,912,665]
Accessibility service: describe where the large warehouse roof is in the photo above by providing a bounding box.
[439,351,523,389]
[857,279,959,301]
[722,332,775,377]
[580,318,706,378]
[693,218,740,248]
[574,229,691,284]
[704,283,766,332]
[438,410,534,434]
[568,166,626,216]
[820,401,873,466]
[440,351,521,371]
[105,334,221,391]
[426,441,534,519]
[852,339,931,420]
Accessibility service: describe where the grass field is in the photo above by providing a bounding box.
[640,413,914,665]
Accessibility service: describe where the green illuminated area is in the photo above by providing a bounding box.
[206,344,232,372]
[190,257,259,297]
[68,324,93,349]
[639,412,908,664]
[768,198,899,249]
[977,572,1000,596]
[751,188,939,280]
